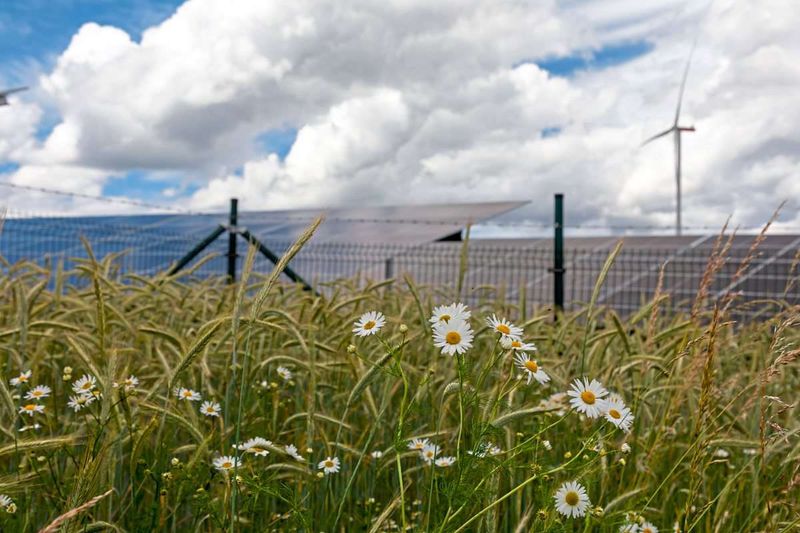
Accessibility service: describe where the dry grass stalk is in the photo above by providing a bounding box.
[38,488,114,533]
[691,217,732,321]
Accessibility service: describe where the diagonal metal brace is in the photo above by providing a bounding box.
[239,229,316,293]
[168,224,226,276]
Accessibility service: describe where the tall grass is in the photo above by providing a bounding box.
[0,236,798,532]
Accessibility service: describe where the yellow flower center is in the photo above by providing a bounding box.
[251,447,264,453]
[643,529,653,533]
[445,331,461,345]
[183,391,192,397]
[511,340,522,348]
[19,375,29,382]
[524,360,538,372]
[363,320,376,330]
[324,460,334,468]
[23,404,37,412]
[81,382,92,390]
[222,461,233,469]
[608,408,621,419]
[32,391,43,397]
[496,324,511,335]
[440,314,451,322]
[425,451,434,458]
[580,390,596,405]
[565,491,579,506]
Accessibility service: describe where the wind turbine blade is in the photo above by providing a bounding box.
[674,33,699,126]
[0,87,28,97]
[640,127,674,147]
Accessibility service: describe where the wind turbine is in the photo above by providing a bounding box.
[641,49,696,237]
[0,87,28,106]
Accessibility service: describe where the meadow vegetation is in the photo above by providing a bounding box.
[0,225,798,532]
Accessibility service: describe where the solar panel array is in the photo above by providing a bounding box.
[1,206,798,318]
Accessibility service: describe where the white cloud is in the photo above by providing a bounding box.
[1,0,799,233]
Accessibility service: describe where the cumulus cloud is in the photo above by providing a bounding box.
[1,0,799,232]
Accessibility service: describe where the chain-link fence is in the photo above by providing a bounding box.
[1,212,799,317]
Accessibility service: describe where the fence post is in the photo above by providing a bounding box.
[385,257,394,280]
[553,193,565,311]
[227,198,238,284]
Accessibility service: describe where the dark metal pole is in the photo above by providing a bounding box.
[553,193,565,311]
[227,198,238,284]
[168,225,226,276]
[239,229,316,294]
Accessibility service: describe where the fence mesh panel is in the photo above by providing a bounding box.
[1,213,798,317]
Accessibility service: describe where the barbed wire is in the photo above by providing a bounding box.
[0,181,195,214]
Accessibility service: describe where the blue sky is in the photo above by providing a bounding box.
[0,0,182,82]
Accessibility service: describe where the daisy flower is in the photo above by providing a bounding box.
[174,387,202,402]
[200,401,221,417]
[602,397,634,433]
[553,481,591,518]
[435,456,456,467]
[67,394,96,412]
[213,455,241,472]
[9,371,31,387]
[24,385,52,401]
[318,456,340,474]
[276,366,292,381]
[408,438,431,451]
[352,311,386,337]
[285,444,304,461]
[0,495,12,508]
[486,315,523,340]
[429,302,470,325]
[420,444,440,464]
[19,403,45,417]
[621,442,631,453]
[432,319,473,356]
[237,437,272,457]
[641,522,658,533]
[513,353,550,385]
[370,450,383,459]
[72,375,97,396]
[502,337,537,351]
[620,524,640,533]
[567,378,608,419]
[113,375,139,390]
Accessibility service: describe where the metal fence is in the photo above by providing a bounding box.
[1,213,799,317]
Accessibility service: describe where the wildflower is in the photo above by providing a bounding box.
[9,371,31,387]
[621,442,631,453]
[174,387,202,402]
[429,302,470,325]
[199,401,221,417]
[237,437,273,457]
[6,502,16,514]
[72,375,97,396]
[276,366,292,381]
[370,450,383,459]
[567,378,608,419]
[67,394,96,412]
[620,524,640,533]
[602,397,634,433]
[432,319,473,356]
[641,522,659,533]
[171,458,180,466]
[113,375,139,390]
[285,444,304,461]
[513,353,550,385]
[399,324,408,333]
[553,481,591,518]
[408,438,431,451]
[713,448,730,459]
[502,337,537,351]
[542,440,552,450]
[353,311,386,337]
[318,456,340,474]
[24,385,52,401]
[435,456,456,467]
[486,315,523,340]
[213,455,241,472]
[420,444,439,464]
[19,403,45,417]
[0,495,12,509]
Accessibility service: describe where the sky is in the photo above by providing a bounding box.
[0,0,799,235]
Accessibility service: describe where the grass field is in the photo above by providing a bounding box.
[0,227,798,532]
